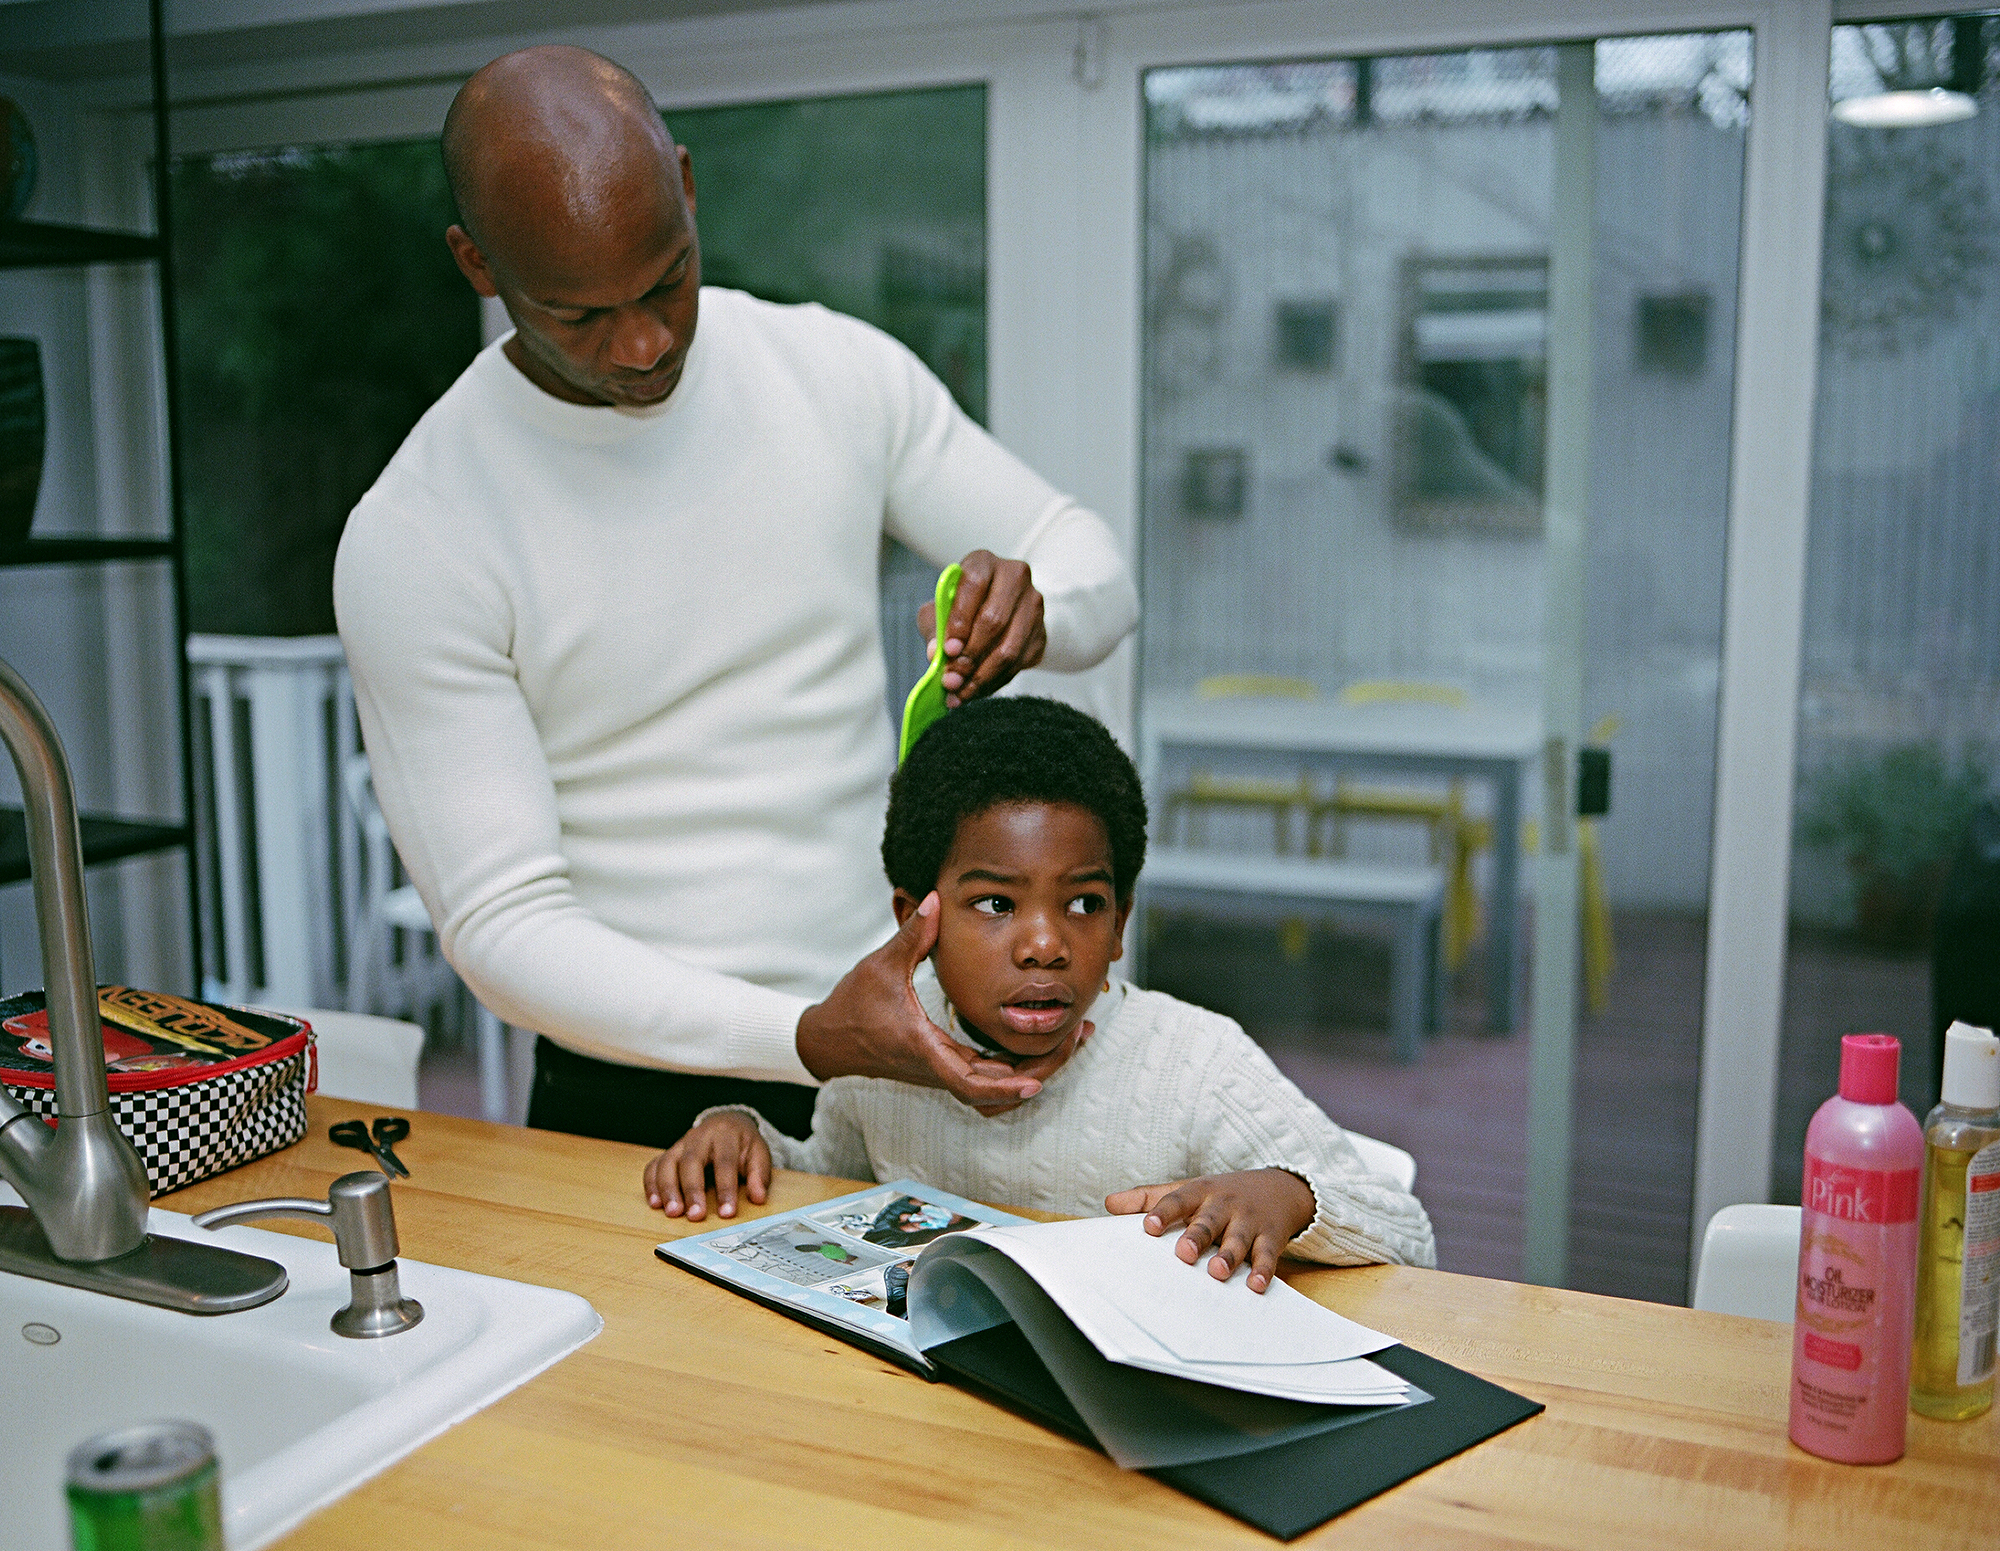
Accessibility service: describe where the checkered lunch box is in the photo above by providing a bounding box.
[0,987,316,1198]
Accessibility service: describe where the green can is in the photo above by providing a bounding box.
[65,1421,222,1551]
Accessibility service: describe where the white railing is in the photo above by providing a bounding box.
[187,634,359,1009]
[188,634,525,1120]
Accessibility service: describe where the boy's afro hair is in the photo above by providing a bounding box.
[882,695,1148,904]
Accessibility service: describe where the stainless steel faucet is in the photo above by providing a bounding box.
[0,655,288,1313]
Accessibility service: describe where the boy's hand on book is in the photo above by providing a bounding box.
[645,1111,770,1221]
[1105,1170,1316,1294]
[796,891,1076,1108]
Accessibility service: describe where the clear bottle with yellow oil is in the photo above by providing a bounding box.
[1911,1021,2000,1421]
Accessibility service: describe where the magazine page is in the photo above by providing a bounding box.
[908,1239,1419,1471]
[657,1180,1030,1367]
[968,1216,1393,1363]
[913,1216,1417,1404]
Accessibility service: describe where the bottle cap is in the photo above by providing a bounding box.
[1941,1021,2000,1111]
[1838,1033,1901,1105]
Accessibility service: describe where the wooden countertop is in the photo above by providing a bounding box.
[168,1097,1998,1549]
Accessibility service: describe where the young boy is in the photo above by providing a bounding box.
[645,697,1435,1290]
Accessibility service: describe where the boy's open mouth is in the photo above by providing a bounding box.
[997,984,1074,1038]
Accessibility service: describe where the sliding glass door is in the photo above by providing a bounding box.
[1137,33,1751,1297]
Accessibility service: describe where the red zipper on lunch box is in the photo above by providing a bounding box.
[0,1026,313,1094]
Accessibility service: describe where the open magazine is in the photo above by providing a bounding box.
[661,1180,1420,1444]
[659,1180,1543,1536]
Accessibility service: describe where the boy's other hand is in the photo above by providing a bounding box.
[796,891,1076,1108]
[916,549,1046,708]
[1105,1170,1316,1293]
[646,1110,770,1221]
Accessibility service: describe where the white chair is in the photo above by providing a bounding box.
[342,755,517,1123]
[1692,1203,1802,1322]
[1347,1130,1418,1193]
[279,1008,424,1110]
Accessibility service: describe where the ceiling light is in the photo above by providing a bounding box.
[1832,88,1979,128]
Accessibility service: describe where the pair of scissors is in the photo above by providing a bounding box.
[329,1117,411,1178]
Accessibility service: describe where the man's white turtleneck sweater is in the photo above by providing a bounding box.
[334,289,1137,1084]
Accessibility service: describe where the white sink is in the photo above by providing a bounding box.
[0,1191,601,1551]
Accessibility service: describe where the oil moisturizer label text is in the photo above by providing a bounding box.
[1961,1141,2000,1386]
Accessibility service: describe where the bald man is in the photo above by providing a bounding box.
[334,47,1137,1149]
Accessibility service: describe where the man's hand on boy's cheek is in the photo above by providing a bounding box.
[970,1020,1095,1116]
[644,1114,771,1221]
[797,891,1058,1109]
[1105,1170,1315,1293]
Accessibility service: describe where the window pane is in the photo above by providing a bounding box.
[1775,14,2000,1201]
[668,86,986,424]
[171,141,480,636]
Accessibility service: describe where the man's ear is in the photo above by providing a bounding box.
[445,224,500,299]
[1110,899,1132,961]
[892,888,923,928]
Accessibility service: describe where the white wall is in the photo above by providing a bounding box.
[1142,121,1554,702]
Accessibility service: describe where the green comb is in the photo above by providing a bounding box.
[899,562,964,764]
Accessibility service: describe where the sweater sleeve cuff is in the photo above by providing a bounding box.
[725,987,819,1086]
[1040,576,1140,673]
[692,1103,805,1171]
[1267,1165,1434,1269]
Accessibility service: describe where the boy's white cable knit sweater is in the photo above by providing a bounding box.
[335,290,1137,1084]
[713,968,1437,1269]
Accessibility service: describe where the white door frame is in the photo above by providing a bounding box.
[134,0,1838,1284]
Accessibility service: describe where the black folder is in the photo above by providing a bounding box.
[929,1323,1543,1540]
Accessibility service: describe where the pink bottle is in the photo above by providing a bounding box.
[1789,1033,1925,1463]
